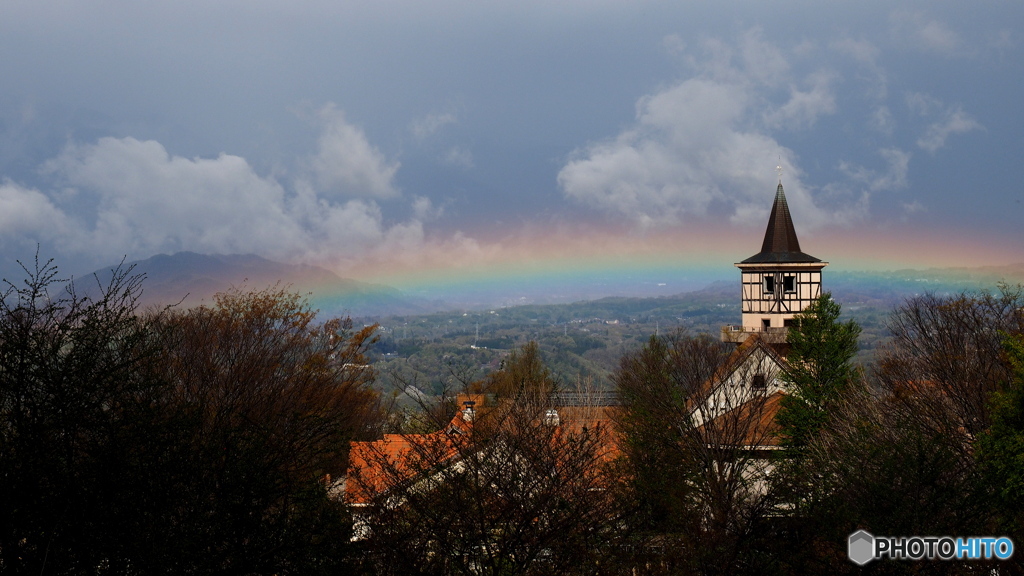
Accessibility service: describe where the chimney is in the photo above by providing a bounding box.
[543,408,560,427]
[462,400,476,422]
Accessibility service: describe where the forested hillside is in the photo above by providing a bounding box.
[360,269,1017,399]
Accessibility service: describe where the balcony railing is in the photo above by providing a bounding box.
[720,325,788,343]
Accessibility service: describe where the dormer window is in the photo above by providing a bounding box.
[752,373,766,390]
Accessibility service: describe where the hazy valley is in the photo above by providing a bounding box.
[84,252,1024,398]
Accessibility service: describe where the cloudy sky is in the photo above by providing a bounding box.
[1,1,1021,298]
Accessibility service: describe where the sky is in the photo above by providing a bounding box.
[1,1,1022,302]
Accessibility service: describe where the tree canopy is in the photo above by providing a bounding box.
[776,292,861,449]
[0,258,380,575]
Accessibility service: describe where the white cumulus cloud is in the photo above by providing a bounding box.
[905,93,982,153]
[840,147,910,193]
[0,180,72,247]
[308,104,400,199]
[442,146,474,169]
[411,196,443,221]
[10,103,453,270]
[558,32,845,231]
[763,71,838,130]
[44,137,303,258]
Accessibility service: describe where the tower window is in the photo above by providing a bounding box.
[763,276,775,293]
[783,276,796,293]
[752,373,766,390]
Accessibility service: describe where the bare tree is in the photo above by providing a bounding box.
[771,288,1024,574]
[0,255,163,574]
[877,286,1024,444]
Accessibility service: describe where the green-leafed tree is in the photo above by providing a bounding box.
[978,333,1024,537]
[770,294,861,573]
[776,293,861,450]
[614,332,782,575]
[483,340,557,401]
[615,335,707,538]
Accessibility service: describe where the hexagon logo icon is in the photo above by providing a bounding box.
[848,530,875,565]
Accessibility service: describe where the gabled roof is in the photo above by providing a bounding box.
[347,411,472,505]
[702,390,786,448]
[740,182,821,264]
[687,333,790,446]
[693,333,789,401]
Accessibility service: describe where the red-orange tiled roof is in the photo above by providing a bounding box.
[347,412,472,504]
[698,390,786,447]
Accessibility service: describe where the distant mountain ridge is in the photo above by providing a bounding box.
[85,252,430,317]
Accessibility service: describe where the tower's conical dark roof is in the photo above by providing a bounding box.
[740,182,821,264]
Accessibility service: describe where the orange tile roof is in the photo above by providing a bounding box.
[698,390,786,447]
[348,343,792,504]
[347,412,473,504]
[346,401,622,504]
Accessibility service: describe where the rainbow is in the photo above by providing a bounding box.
[303,222,1024,307]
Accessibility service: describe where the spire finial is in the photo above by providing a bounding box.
[776,157,783,184]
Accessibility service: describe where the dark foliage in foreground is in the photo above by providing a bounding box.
[0,256,380,575]
[3,255,1024,575]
